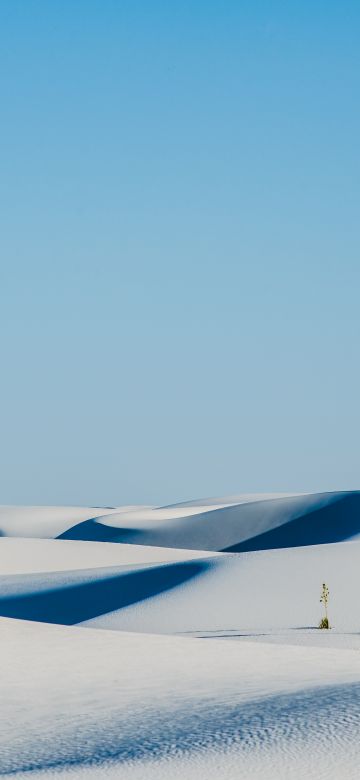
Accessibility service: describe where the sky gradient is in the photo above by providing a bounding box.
[1,1,359,505]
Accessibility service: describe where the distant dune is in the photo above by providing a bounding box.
[1,492,360,551]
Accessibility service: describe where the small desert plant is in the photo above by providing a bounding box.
[319,582,330,629]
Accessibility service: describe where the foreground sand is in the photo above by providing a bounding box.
[1,618,360,779]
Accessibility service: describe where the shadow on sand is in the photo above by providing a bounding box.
[223,493,360,552]
[0,559,210,625]
[58,519,144,543]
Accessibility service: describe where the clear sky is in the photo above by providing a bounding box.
[1,1,359,506]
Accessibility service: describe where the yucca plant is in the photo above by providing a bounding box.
[319,582,330,629]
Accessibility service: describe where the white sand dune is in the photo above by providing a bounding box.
[81,540,360,636]
[0,538,218,575]
[59,491,360,551]
[0,505,119,538]
[1,618,360,780]
[1,493,360,778]
[1,539,360,641]
[1,492,360,552]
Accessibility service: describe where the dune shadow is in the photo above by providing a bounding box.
[223,493,360,552]
[0,559,210,625]
[3,680,360,775]
[57,519,143,543]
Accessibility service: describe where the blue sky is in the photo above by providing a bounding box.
[1,1,359,505]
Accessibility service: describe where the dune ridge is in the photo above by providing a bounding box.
[2,491,359,552]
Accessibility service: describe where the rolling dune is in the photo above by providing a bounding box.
[59,491,360,551]
[1,493,360,778]
[0,539,359,638]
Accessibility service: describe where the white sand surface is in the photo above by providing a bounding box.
[3,492,360,553]
[0,537,218,574]
[81,541,360,634]
[2,495,360,779]
[86,491,360,550]
[1,539,360,636]
[1,618,360,779]
[0,505,117,538]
